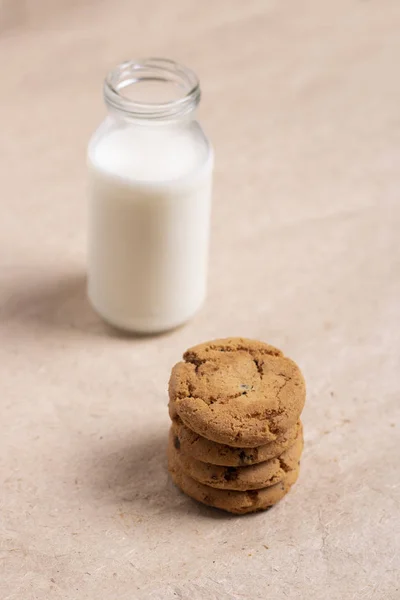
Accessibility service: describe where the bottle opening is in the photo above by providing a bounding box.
[104,58,201,120]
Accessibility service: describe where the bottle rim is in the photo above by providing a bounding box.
[103,58,201,121]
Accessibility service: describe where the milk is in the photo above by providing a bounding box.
[87,120,213,333]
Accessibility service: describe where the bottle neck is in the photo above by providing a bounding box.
[103,58,201,124]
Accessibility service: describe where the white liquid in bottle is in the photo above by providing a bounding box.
[87,79,213,333]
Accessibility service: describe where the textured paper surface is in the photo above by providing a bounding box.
[1,1,399,598]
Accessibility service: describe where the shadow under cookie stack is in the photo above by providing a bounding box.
[168,338,306,514]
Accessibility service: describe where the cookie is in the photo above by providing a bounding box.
[169,338,305,447]
[169,427,302,490]
[171,417,302,466]
[168,443,300,514]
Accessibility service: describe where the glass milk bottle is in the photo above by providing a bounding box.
[87,58,213,333]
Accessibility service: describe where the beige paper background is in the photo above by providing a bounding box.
[1,1,399,598]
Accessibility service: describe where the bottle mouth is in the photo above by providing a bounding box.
[104,58,201,121]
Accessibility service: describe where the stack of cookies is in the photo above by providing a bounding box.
[168,338,306,514]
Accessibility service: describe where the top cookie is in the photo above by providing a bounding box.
[169,338,305,447]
